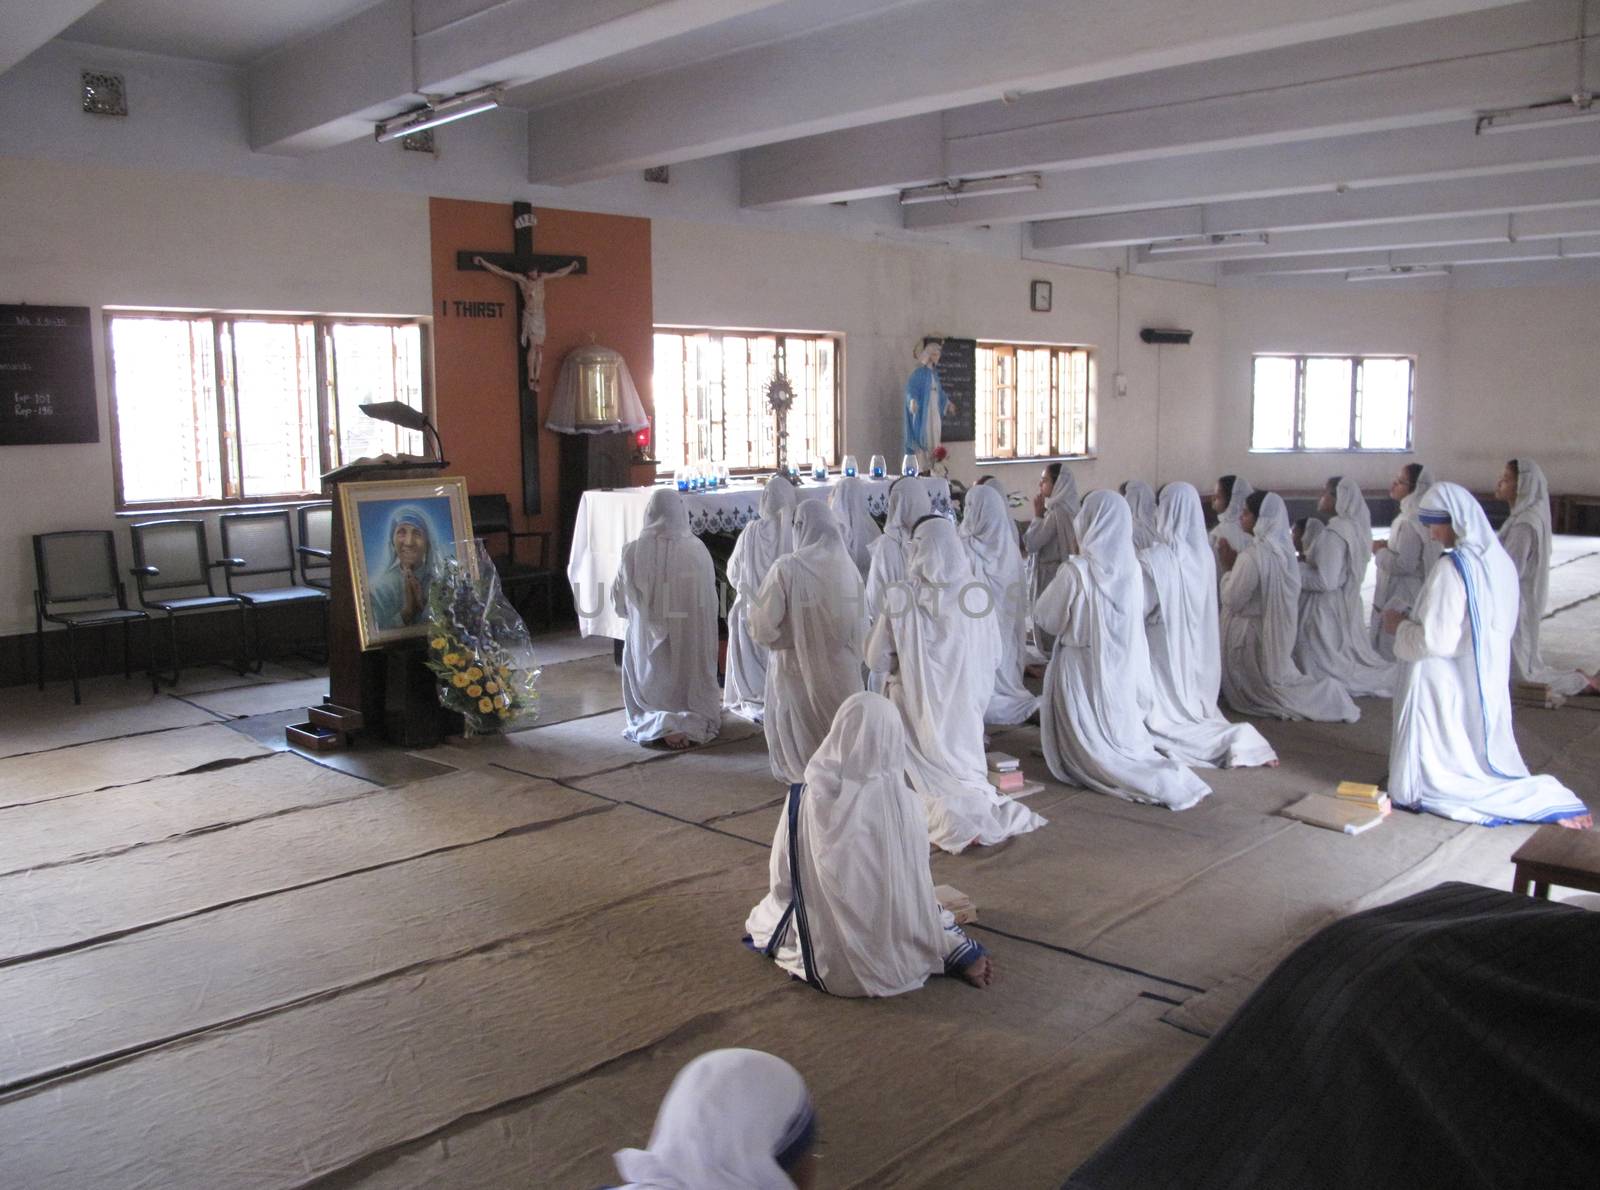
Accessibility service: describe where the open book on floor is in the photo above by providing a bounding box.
[1281,793,1385,836]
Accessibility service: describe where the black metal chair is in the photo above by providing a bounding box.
[33,530,157,705]
[296,503,333,590]
[129,519,249,685]
[219,510,330,663]
[468,493,556,628]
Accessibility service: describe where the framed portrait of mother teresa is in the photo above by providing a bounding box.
[339,475,474,650]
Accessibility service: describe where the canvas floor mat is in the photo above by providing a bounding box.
[321,929,1168,1190]
[0,770,599,965]
[517,653,625,726]
[0,879,792,1190]
[0,690,219,759]
[1544,549,1600,611]
[182,676,331,719]
[569,731,793,823]
[0,805,765,1093]
[0,723,270,810]
[0,751,373,877]
[426,708,761,780]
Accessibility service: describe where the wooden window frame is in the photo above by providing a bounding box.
[975,340,1093,464]
[651,326,845,475]
[106,310,431,512]
[1249,353,1415,454]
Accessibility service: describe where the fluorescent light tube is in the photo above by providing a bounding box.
[1146,232,1269,254]
[1345,266,1451,282]
[1475,95,1600,135]
[900,173,1041,205]
[376,86,501,143]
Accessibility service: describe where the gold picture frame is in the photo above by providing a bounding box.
[339,475,474,650]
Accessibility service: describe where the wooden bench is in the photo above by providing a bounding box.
[1511,825,1600,899]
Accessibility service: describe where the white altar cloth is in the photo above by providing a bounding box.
[568,475,951,639]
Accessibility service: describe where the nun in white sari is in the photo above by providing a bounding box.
[1140,483,1278,769]
[959,483,1037,726]
[1209,474,1254,576]
[723,475,797,721]
[1495,458,1596,696]
[1387,483,1590,827]
[1371,463,1441,660]
[744,692,993,996]
[611,490,722,747]
[1122,479,1158,550]
[750,502,866,783]
[1023,463,1080,656]
[1219,491,1360,723]
[866,517,1045,853]
[865,478,933,693]
[827,475,882,580]
[1294,477,1396,698]
[612,1048,818,1190]
[1037,490,1213,809]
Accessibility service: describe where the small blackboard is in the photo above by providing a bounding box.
[934,336,976,444]
[0,305,98,446]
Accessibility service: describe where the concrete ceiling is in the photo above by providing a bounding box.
[11,0,1600,286]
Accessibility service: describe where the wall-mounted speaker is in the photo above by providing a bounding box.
[1139,327,1193,345]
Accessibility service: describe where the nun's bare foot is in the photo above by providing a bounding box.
[1579,672,1600,695]
[1557,813,1592,830]
[662,732,693,751]
[1266,758,1280,768]
[958,955,994,988]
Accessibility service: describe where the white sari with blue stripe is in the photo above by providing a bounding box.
[744,693,986,996]
[1389,483,1588,825]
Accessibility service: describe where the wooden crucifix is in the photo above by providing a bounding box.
[457,201,586,515]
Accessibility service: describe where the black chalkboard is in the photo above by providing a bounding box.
[934,336,975,443]
[0,305,98,446]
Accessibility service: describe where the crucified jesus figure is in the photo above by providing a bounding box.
[472,255,580,386]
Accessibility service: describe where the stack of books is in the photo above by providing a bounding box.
[934,884,977,925]
[985,751,1043,799]
[1335,780,1393,816]
[1512,680,1566,710]
[1282,781,1392,836]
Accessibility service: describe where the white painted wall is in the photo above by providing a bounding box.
[1217,283,1600,496]
[652,218,1221,501]
[0,157,430,637]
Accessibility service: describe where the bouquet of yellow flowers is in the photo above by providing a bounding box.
[424,540,541,734]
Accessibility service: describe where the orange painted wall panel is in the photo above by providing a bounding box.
[428,198,653,537]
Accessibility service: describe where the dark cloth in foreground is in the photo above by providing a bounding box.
[1065,882,1600,1190]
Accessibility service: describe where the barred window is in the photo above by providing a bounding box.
[652,328,840,472]
[107,311,428,507]
[1251,354,1413,452]
[975,342,1091,461]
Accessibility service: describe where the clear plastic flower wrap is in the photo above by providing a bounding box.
[424,539,541,734]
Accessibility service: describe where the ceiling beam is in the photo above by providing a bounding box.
[1220,234,1600,273]
[526,0,1521,185]
[1,1,108,76]
[249,0,786,154]
[746,1,1586,209]
[1030,164,1600,249]
[900,120,1600,229]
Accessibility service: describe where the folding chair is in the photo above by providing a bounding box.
[129,519,249,685]
[33,530,157,704]
[296,503,333,590]
[220,510,331,664]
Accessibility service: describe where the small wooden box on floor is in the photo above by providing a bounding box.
[1511,825,1600,899]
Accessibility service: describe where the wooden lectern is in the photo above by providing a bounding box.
[322,458,451,744]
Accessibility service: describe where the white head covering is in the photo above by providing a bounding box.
[1249,492,1304,674]
[1418,481,1523,773]
[788,501,864,648]
[1325,477,1372,592]
[1122,480,1158,551]
[1152,482,1222,710]
[1218,475,1253,528]
[622,491,697,652]
[1072,490,1155,737]
[958,483,1022,590]
[729,476,797,599]
[1044,466,1081,557]
[828,476,882,578]
[1300,515,1324,554]
[909,514,976,588]
[613,1048,815,1190]
[883,477,933,546]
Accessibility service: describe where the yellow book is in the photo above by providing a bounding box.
[1335,781,1383,804]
